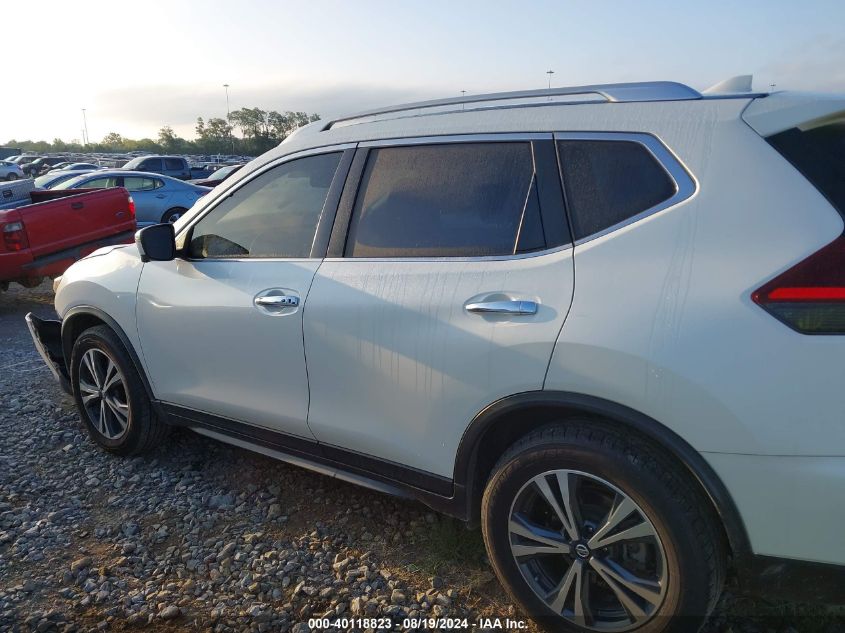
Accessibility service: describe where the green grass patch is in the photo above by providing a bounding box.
[409,517,488,575]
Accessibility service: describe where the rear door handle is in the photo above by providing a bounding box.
[255,295,299,308]
[71,202,84,210]
[156,194,166,199]
[465,300,537,315]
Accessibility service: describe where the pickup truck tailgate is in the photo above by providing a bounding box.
[21,188,135,260]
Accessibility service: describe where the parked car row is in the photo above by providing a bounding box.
[0,160,25,181]
[51,171,209,225]
[3,151,252,178]
[188,163,244,187]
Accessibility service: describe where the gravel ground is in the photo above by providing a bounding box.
[1,283,843,633]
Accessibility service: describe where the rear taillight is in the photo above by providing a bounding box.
[127,196,136,220]
[2,221,28,251]
[752,234,845,334]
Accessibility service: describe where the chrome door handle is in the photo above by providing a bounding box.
[465,300,537,315]
[255,295,299,308]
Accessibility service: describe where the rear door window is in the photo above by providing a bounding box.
[557,140,677,240]
[123,177,158,192]
[345,142,544,258]
[80,176,119,189]
[140,158,162,171]
[164,158,184,171]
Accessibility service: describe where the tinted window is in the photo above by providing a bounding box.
[767,123,845,218]
[345,143,542,258]
[557,140,676,240]
[140,158,162,171]
[188,152,341,259]
[164,158,183,170]
[123,176,158,192]
[79,177,118,189]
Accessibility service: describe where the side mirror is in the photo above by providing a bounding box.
[136,223,176,262]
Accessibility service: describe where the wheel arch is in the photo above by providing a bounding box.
[454,390,752,563]
[162,206,188,223]
[62,306,157,405]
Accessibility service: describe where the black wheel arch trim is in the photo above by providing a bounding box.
[61,305,160,415]
[454,390,753,563]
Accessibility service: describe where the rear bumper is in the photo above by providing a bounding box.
[25,312,71,394]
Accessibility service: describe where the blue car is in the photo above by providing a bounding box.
[54,170,210,225]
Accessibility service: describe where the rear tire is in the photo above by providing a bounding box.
[481,421,725,633]
[6,173,18,181]
[161,207,186,223]
[70,325,168,455]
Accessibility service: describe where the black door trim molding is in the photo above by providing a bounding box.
[159,402,457,501]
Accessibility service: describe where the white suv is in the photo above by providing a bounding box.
[27,77,845,632]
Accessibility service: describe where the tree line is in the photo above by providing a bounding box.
[5,108,321,156]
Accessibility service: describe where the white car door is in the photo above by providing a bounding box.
[136,149,349,438]
[303,137,575,478]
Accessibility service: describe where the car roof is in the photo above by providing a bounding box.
[73,170,194,184]
[264,79,773,160]
[125,155,183,161]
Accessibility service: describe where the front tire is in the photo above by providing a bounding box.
[161,207,186,223]
[481,421,725,633]
[6,173,18,181]
[70,325,168,455]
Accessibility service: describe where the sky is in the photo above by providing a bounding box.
[3,0,845,144]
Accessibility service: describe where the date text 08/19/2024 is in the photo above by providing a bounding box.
[307,617,528,629]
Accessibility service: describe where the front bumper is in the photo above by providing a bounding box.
[25,312,71,394]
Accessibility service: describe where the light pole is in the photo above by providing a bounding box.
[461,90,466,110]
[81,108,89,146]
[223,83,234,155]
[546,70,555,90]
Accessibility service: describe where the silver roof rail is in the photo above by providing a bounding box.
[325,81,702,130]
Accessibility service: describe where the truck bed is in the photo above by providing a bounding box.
[0,188,136,288]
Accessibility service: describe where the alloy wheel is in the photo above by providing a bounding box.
[508,469,667,631]
[78,348,130,440]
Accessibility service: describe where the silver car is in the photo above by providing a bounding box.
[0,160,25,181]
[53,170,210,225]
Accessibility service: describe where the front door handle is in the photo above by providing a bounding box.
[156,194,166,199]
[465,300,537,315]
[255,295,299,308]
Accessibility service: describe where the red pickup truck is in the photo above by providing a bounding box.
[0,187,136,291]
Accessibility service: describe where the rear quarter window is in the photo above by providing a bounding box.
[766,122,845,218]
[557,140,677,240]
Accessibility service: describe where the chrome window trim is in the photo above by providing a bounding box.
[553,131,698,246]
[324,243,573,264]
[359,132,552,148]
[341,133,567,262]
[175,142,356,262]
